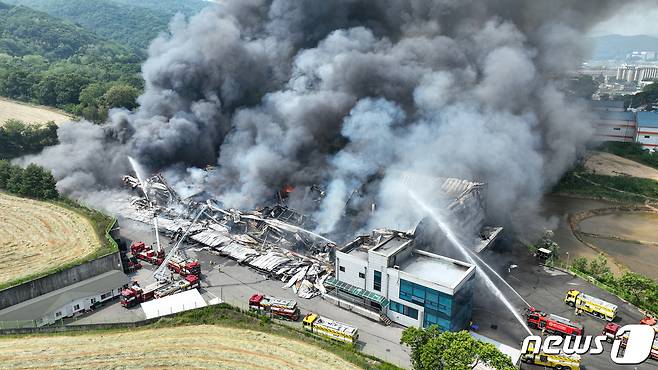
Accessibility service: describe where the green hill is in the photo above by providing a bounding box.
[0,2,100,59]
[2,0,210,51]
[0,1,141,118]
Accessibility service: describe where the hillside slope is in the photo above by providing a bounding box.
[0,1,141,114]
[0,325,361,369]
[2,0,210,51]
[0,2,100,59]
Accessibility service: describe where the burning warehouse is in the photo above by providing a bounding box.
[116,160,500,314]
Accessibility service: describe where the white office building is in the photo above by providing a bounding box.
[328,229,476,330]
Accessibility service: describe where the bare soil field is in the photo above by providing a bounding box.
[0,98,71,126]
[0,325,360,369]
[584,151,658,181]
[0,192,101,287]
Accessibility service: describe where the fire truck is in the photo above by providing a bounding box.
[564,290,617,321]
[167,255,201,277]
[525,307,584,336]
[521,351,581,370]
[125,256,143,273]
[249,294,301,321]
[303,313,358,344]
[120,275,200,308]
[602,322,621,343]
[130,241,164,266]
[642,317,658,360]
[601,316,658,361]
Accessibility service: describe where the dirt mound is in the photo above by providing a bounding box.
[584,151,658,181]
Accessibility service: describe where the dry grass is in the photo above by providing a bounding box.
[0,98,71,126]
[0,193,102,287]
[0,325,361,370]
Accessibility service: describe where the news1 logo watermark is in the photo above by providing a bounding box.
[522,324,655,365]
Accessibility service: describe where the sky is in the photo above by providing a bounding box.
[590,5,658,36]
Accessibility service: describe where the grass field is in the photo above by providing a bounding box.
[0,192,103,288]
[0,325,361,369]
[0,98,71,126]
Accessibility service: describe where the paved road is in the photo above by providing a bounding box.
[478,244,658,370]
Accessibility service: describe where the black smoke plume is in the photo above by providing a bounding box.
[20,0,646,236]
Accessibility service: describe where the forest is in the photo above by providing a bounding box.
[0,0,209,122]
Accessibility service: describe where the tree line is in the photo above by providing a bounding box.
[401,327,515,370]
[571,254,658,315]
[0,160,58,199]
[0,119,58,159]
[0,119,59,199]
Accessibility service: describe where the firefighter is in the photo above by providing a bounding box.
[575,307,583,316]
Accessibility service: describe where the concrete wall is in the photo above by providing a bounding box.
[335,251,367,290]
[367,252,389,295]
[0,317,159,336]
[0,252,123,310]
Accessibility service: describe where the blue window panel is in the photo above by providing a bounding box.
[400,280,413,294]
[389,301,418,319]
[412,284,425,298]
[389,301,399,313]
[399,279,413,301]
[425,289,439,310]
[439,295,452,315]
[407,306,418,320]
[374,270,382,292]
[423,313,449,331]
[426,307,450,321]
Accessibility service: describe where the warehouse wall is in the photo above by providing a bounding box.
[0,252,123,310]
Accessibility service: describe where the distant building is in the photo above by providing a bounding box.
[593,110,636,142]
[616,65,658,82]
[0,270,128,327]
[636,111,658,149]
[328,229,476,331]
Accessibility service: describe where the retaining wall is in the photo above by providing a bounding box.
[0,252,123,310]
[0,317,158,335]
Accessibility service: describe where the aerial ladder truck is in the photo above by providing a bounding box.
[121,206,206,308]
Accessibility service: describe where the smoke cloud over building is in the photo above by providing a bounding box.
[20,0,645,236]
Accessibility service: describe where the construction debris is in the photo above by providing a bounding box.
[120,172,334,299]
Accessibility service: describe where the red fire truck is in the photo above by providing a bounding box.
[526,307,584,336]
[167,255,201,277]
[249,294,301,321]
[120,275,200,308]
[125,256,143,273]
[130,241,164,266]
[602,322,621,343]
[605,316,658,361]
